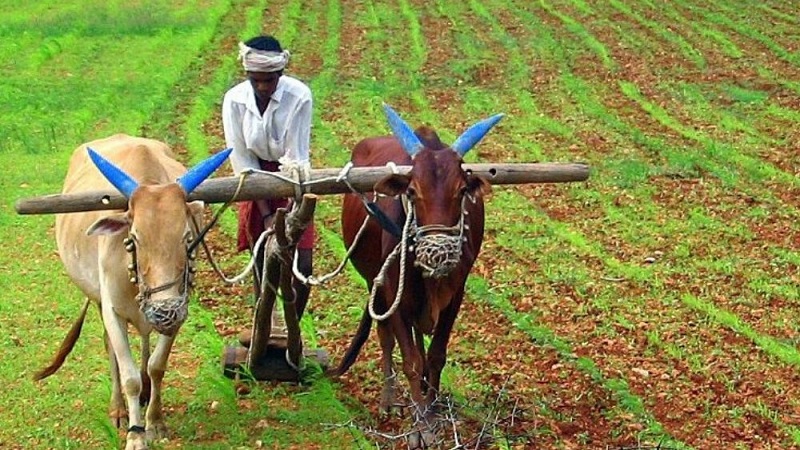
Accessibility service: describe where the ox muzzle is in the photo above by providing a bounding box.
[139,293,189,336]
[413,227,463,279]
[125,236,195,336]
[409,196,470,279]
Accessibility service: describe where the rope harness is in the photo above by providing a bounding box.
[366,194,471,321]
[194,162,472,328]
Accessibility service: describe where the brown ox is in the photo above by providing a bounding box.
[35,134,230,450]
[330,105,502,448]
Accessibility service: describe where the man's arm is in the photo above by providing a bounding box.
[222,92,273,222]
[222,94,261,175]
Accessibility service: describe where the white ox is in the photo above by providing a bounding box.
[34,134,231,450]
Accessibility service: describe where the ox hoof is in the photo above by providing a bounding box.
[407,427,438,449]
[124,431,148,450]
[109,409,129,429]
[406,419,439,449]
[379,385,398,416]
[146,422,169,441]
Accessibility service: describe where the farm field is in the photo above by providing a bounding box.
[1,0,799,449]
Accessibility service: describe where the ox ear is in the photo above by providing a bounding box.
[374,174,411,197]
[86,213,130,236]
[177,148,233,195]
[452,113,505,157]
[467,174,492,197]
[383,103,423,157]
[87,147,139,198]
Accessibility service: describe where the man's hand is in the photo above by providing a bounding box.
[278,157,311,200]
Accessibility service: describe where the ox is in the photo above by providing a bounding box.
[330,105,502,447]
[34,134,231,450]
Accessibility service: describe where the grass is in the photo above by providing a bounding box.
[3,0,800,448]
[1,0,362,448]
[538,0,615,70]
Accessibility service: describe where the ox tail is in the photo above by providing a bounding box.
[327,306,373,377]
[33,298,91,381]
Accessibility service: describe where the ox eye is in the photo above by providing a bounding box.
[406,187,417,199]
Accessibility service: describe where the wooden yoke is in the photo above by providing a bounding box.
[15,163,590,215]
[240,194,320,381]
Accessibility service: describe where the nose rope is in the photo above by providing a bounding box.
[136,276,183,302]
[128,238,195,302]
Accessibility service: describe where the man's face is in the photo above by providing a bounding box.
[248,71,282,102]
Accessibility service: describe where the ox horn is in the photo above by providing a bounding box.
[87,147,139,198]
[451,113,505,157]
[176,148,233,195]
[383,103,423,156]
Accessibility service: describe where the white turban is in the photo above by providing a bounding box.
[238,42,290,72]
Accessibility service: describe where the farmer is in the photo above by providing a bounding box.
[221,35,314,320]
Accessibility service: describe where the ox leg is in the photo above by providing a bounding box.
[393,317,437,449]
[424,289,464,408]
[105,331,127,429]
[376,321,397,415]
[145,333,176,441]
[414,327,429,395]
[139,333,151,407]
[101,302,147,450]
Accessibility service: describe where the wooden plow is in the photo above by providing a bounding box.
[222,194,326,382]
[16,161,590,382]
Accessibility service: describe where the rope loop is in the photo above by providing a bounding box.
[368,197,414,321]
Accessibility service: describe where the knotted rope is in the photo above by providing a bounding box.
[412,195,469,279]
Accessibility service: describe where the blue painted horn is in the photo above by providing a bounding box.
[383,103,423,157]
[88,147,233,198]
[176,148,233,194]
[451,113,504,157]
[87,147,139,198]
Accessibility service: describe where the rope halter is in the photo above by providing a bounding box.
[124,233,197,336]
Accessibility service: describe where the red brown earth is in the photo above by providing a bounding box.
[180,1,800,449]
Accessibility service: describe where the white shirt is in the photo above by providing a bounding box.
[222,75,312,174]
